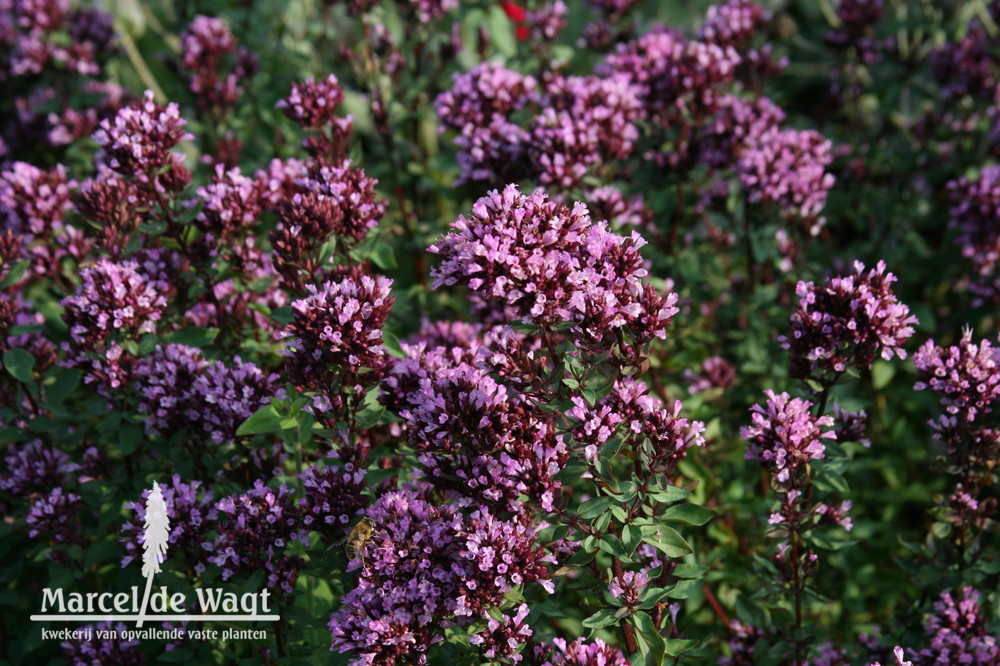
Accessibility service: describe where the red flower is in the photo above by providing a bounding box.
[500,1,529,40]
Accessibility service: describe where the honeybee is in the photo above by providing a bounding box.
[345,517,376,562]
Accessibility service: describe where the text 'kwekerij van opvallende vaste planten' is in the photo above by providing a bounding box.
[0,1,998,664]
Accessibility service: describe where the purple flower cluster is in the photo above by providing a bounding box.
[179,15,256,118]
[297,459,368,540]
[697,0,766,49]
[687,355,737,394]
[0,438,77,497]
[429,185,679,357]
[278,75,354,162]
[569,377,706,467]
[133,344,282,444]
[0,161,72,236]
[93,90,193,178]
[528,74,644,187]
[531,636,629,665]
[781,261,918,386]
[271,161,385,287]
[204,480,307,596]
[600,28,740,127]
[0,0,113,80]
[120,475,217,573]
[62,622,144,666]
[404,0,458,23]
[737,128,835,235]
[947,166,1000,304]
[61,258,172,388]
[742,390,836,484]
[280,273,394,399]
[193,165,262,242]
[914,329,1000,426]
[194,357,284,444]
[915,588,999,665]
[469,603,533,663]
[26,486,83,546]
[329,489,554,665]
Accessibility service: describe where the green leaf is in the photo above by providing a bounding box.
[871,360,895,390]
[662,503,715,526]
[486,5,517,57]
[672,563,709,579]
[663,638,697,657]
[582,608,618,630]
[640,525,693,558]
[382,330,405,359]
[578,495,620,520]
[118,423,143,455]
[599,534,630,560]
[648,485,691,504]
[165,327,220,347]
[0,261,28,289]
[236,403,289,436]
[2,348,35,383]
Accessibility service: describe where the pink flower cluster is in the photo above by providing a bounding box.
[781,260,918,386]
[429,185,678,356]
[742,389,836,484]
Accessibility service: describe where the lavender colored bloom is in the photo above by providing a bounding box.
[0,161,72,236]
[527,1,568,41]
[469,603,532,663]
[329,489,554,665]
[399,364,516,454]
[436,62,537,133]
[586,186,652,233]
[279,273,394,393]
[121,475,218,572]
[737,127,835,235]
[528,74,644,187]
[297,161,385,242]
[277,74,347,130]
[0,439,77,497]
[947,166,1000,304]
[781,261,918,385]
[687,355,737,394]
[600,28,740,126]
[61,258,172,349]
[429,185,679,356]
[133,345,206,437]
[254,157,306,209]
[831,403,870,446]
[929,25,996,101]
[27,486,82,544]
[913,329,1000,426]
[179,15,251,113]
[194,165,262,240]
[917,588,999,665]
[453,116,532,185]
[698,0,766,48]
[297,459,367,539]
[193,357,284,444]
[205,480,306,596]
[532,637,629,665]
[696,94,785,168]
[62,622,145,665]
[93,90,192,177]
[742,390,836,483]
[608,569,648,607]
